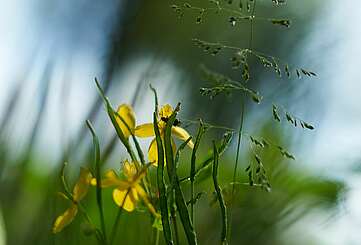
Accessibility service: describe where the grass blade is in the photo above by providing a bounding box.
[94,78,138,165]
[173,179,197,245]
[172,137,192,245]
[153,111,173,245]
[86,120,107,244]
[180,132,233,183]
[164,106,197,245]
[212,141,228,245]
[190,121,205,224]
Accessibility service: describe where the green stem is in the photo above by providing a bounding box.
[109,208,123,245]
[170,191,180,245]
[155,229,160,245]
[228,96,245,241]
[109,188,130,245]
[229,0,256,241]
[212,141,227,244]
[78,203,104,244]
[190,121,205,226]
[154,111,173,245]
[86,120,107,245]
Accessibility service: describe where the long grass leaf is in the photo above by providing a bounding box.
[86,120,107,244]
[173,180,197,245]
[212,141,228,245]
[172,137,191,245]
[180,132,233,183]
[190,121,205,224]
[94,78,138,164]
[153,111,173,245]
[164,106,197,245]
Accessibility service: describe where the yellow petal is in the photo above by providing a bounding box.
[91,170,128,189]
[171,126,194,148]
[134,123,155,138]
[123,160,137,179]
[171,137,177,155]
[72,167,92,202]
[159,104,173,119]
[148,137,176,167]
[113,188,138,212]
[148,138,158,166]
[116,104,136,139]
[52,204,78,233]
[132,166,148,185]
[135,184,158,217]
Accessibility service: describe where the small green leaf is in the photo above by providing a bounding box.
[152,216,163,231]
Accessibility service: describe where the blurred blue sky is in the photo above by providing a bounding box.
[1,0,361,244]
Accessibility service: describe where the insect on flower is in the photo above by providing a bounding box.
[134,104,194,165]
[115,103,194,166]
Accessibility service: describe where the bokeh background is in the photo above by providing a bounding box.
[0,0,360,244]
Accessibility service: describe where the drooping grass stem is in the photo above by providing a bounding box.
[229,0,256,241]
[95,78,151,195]
[228,96,245,241]
[190,121,205,225]
[109,189,130,245]
[163,105,197,245]
[154,111,174,245]
[212,141,227,244]
[86,120,107,245]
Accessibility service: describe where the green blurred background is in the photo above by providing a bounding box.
[0,0,360,244]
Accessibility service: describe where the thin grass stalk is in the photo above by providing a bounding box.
[190,121,205,225]
[212,141,227,244]
[164,108,197,245]
[78,203,104,243]
[60,163,103,243]
[155,229,160,245]
[171,137,192,245]
[86,120,107,245]
[173,176,197,245]
[229,96,245,240]
[170,191,180,245]
[113,111,151,195]
[153,111,173,245]
[95,78,139,166]
[179,132,233,183]
[109,188,131,245]
[113,111,146,165]
[229,0,256,241]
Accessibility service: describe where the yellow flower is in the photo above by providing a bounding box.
[116,104,136,139]
[52,167,92,233]
[135,104,194,166]
[91,160,158,216]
